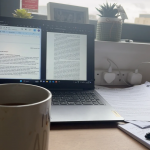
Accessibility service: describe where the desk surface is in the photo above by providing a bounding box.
[49,122,148,150]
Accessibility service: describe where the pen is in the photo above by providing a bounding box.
[145,132,150,140]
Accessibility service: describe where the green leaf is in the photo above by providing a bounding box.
[12,9,33,19]
[96,7,103,16]
[95,2,119,18]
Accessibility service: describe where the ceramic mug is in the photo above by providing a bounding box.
[0,83,52,150]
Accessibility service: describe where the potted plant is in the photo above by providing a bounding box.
[13,9,33,19]
[96,2,122,42]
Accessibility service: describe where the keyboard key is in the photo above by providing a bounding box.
[68,102,75,105]
[52,100,59,102]
[67,99,80,102]
[72,96,79,98]
[53,95,60,97]
[93,102,99,105]
[78,96,84,98]
[86,100,91,102]
[80,99,86,102]
[72,96,78,99]
[53,97,60,100]
[60,101,67,103]
[91,99,97,102]
[82,102,93,105]
[97,100,104,105]
[61,97,67,100]
[84,96,89,98]
[60,102,67,105]
[75,102,82,105]
[94,96,99,100]
[53,102,59,105]
[67,97,74,100]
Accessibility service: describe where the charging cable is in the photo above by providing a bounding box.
[107,58,132,86]
[103,59,116,84]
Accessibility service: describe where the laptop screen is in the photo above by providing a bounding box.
[0,17,94,89]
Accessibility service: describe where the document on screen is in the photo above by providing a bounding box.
[46,32,87,81]
[0,26,41,79]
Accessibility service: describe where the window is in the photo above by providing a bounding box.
[38,0,150,25]
[0,26,41,79]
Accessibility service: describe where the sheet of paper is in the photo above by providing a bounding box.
[125,120,150,129]
[95,84,150,121]
[118,123,150,149]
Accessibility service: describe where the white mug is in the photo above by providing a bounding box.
[0,83,52,150]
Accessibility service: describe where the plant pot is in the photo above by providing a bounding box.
[96,17,122,42]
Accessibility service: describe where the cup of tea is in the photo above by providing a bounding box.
[0,83,52,150]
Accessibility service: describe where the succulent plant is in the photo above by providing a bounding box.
[13,9,33,19]
[96,2,120,18]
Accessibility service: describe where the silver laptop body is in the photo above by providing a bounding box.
[51,90,123,122]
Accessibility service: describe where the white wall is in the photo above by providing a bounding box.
[95,40,150,83]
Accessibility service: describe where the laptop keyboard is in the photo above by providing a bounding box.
[51,91,104,105]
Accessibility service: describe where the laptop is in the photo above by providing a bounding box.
[0,17,124,122]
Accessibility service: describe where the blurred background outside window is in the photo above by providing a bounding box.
[38,0,150,25]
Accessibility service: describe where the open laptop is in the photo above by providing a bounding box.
[0,17,123,122]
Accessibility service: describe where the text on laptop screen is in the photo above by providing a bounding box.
[0,17,95,89]
[0,26,41,80]
[46,32,87,81]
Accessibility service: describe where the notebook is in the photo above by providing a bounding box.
[118,123,150,149]
[0,16,124,122]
